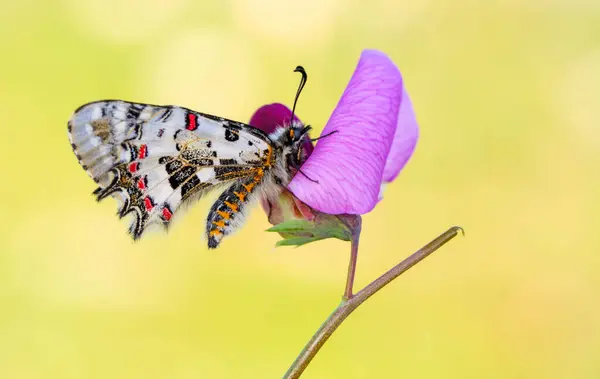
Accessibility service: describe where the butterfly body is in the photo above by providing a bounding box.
[68,100,310,248]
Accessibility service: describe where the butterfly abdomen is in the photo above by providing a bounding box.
[206,168,267,248]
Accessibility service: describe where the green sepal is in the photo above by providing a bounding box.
[266,217,353,247]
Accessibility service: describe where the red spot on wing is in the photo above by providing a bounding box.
[144,197,154,211]
[162,206,173,221]
[137,177,146,190]
[186,112,198,131]
[139,144,148,159]
[128,162,139,173]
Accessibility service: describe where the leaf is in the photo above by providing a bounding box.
[266,219,315,233]
[275,236,327,247]
[267,214,354,247]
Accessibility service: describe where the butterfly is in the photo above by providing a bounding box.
[68,67,319,248]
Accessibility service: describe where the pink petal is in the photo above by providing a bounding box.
[382,87,419,182]
[249,103,298,134]
[288,50,404,214]
[249,103,314,156]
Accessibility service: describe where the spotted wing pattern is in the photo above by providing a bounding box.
[68,100,273,243]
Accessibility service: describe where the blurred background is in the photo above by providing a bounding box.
[1,0,599,378]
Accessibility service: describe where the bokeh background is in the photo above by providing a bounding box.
[1,0,599,378]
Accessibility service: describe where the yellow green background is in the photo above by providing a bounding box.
[1,1,599,378]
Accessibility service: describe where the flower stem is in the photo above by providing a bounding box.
[282,226,463,379]
[343,235,359,299]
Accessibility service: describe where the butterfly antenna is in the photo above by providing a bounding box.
[310,130,338,142]
[290,66,307,126]
[289,66,318,184]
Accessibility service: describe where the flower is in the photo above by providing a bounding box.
[249,49,419,245]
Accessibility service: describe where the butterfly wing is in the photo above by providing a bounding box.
[68,100,273,240]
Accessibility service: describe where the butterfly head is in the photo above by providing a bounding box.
[286,123,312,166]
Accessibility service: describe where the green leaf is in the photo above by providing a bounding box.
[268,215,354,247]
[266,219,315,233]
[275,236,327,247]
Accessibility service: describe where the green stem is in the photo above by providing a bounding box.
[282,226,463,379]
[343,235,360,300]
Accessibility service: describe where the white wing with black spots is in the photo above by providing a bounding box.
[68,100,275,240]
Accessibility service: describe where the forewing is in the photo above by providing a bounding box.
[68,100,272,239]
